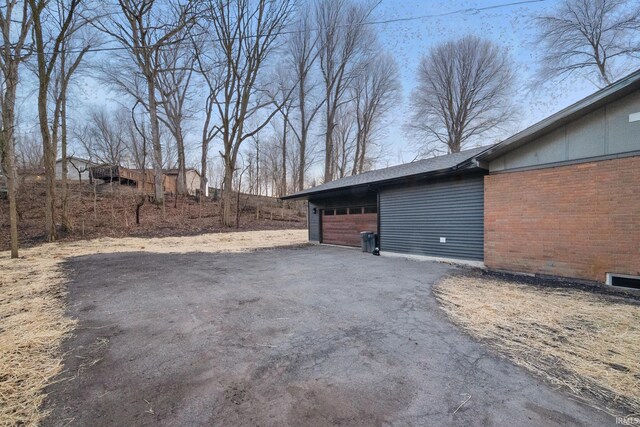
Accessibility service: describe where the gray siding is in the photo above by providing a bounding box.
[379,176,484,261]
[308,202,320,242]
[490,90,640,172]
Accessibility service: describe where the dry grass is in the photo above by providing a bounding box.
[0,229,307,426]
[435,274,640,416]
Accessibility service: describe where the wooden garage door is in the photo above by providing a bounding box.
[321,207,377,247]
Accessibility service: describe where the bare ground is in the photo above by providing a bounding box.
[0,229,308,426]
[434,270,640,417]
[42,247,612,426]
[0,182,305,251]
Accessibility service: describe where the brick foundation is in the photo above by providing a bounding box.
[484,156,640,282]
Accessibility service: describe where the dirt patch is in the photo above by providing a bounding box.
[0,181,305,251]
[0,229,307,426]
[434,271,640,416]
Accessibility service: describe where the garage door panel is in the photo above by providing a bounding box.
[380,176,484,261]
[322,212,377,247]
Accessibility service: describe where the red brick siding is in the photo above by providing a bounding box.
[485,156,640,282]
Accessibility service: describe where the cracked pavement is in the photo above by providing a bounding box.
[44,245,613,426]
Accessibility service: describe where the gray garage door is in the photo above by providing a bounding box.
[379,175,484,261]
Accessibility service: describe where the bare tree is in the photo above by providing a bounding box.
[127,103,149,169]
[202,0,294,226]
[249,134,261,195]
[128,101,149,223]
[285,6,323,191]
[190,32,222,200]
[53,17,94,232]
[97,0,195,203]
[315,0,376,183]
[16,133,44,170]
[260,134,282,196]
[409,36,515,156]
[156,43,194,196]
[535,0,640,87]
[351,53,399,175]
[29,0,83,242]
[332,107,356,179]
[0,0,33,257]
[76,108,129,165]
[270,66,297,197]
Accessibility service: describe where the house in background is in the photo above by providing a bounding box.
[55,157,98,182]
[89,165,176,194]
[164,168,207,197]
[283,69,640,287]
[88,165,208,197]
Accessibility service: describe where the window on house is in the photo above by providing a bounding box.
[335,208,348,215]
[323,209,334,216]
[363,206,377,214]
[349,207,362,214]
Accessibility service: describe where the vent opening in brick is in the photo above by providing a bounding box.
[607,274,640,290]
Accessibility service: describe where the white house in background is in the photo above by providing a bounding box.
[164,168,208,197]
[55,157,98,182]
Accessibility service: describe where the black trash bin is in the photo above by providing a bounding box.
[360,231,375,253]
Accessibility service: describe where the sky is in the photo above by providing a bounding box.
[371,0,601,165]
[15,0,639,178]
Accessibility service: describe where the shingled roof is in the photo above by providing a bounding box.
[282,145,490,200]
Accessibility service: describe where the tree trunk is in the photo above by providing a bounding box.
[221,159,234,226]
[31,1,57,242]
[1,64,20,258]
[37,75,57,241]
[176,129,187,195]
[297,79,306,192]
[358,136,366,174]
[324,100,333,182]
[281,118,287,197]
[43,140,57,241]
[200,141,208,198]
[136,195,145,224]
[358,121,369,174]
[61,83,71,232]
[235,171,242,229]
[146,74,164,203]
[352,130,361,176]
[255,139,260,195]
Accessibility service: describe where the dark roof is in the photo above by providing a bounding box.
[164,168,200,176]
[282,146,490,200]
[56,156,98,165]
[477,68,640,162]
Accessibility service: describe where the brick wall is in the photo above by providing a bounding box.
[485,156,640,282]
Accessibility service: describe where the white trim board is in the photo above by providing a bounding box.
[380,251,485,268]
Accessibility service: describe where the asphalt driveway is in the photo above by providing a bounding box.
[44,245,612,426]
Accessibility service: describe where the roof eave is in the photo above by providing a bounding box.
[280,164,485,201]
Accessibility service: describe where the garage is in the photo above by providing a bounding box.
[286,147,488,261]
[321,206,377,247]
[379,175,484,261]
